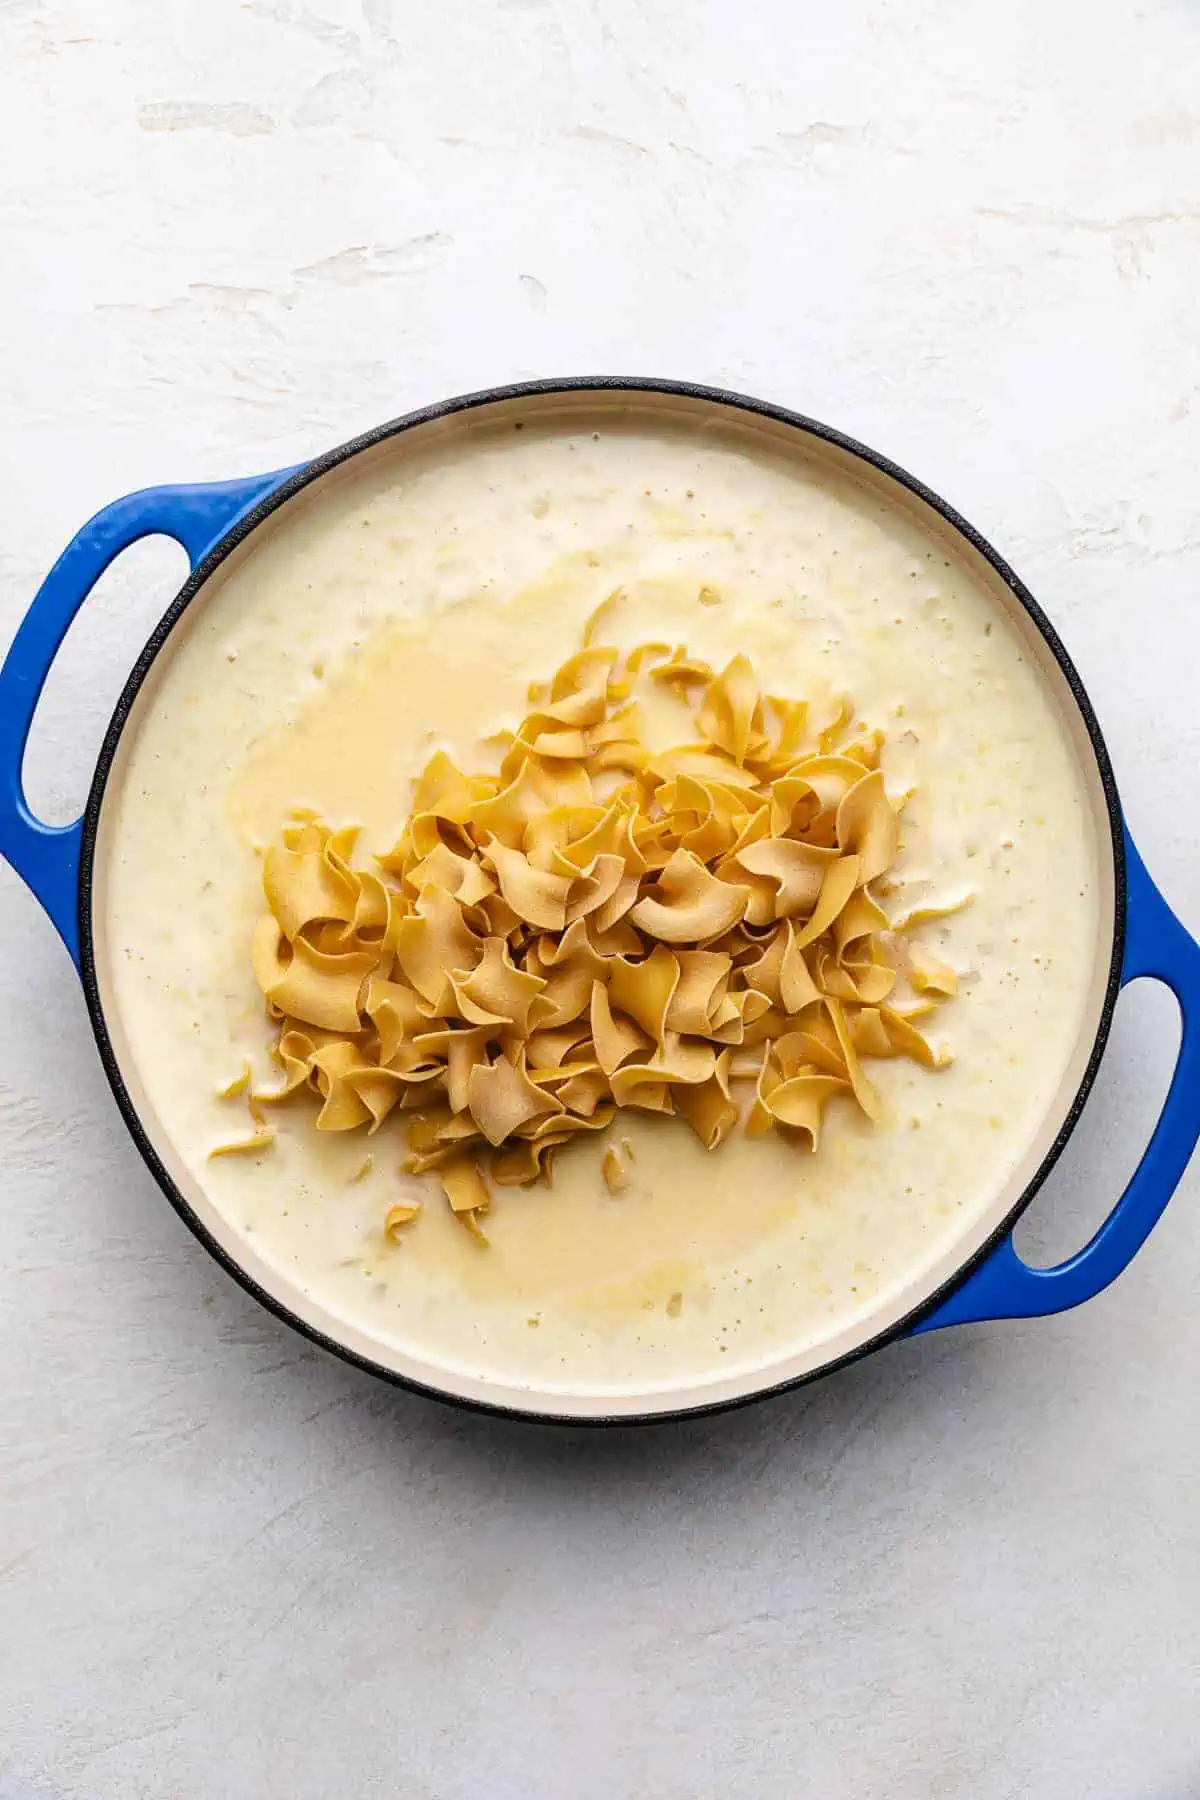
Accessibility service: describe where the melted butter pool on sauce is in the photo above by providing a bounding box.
[104,420,1099,1393]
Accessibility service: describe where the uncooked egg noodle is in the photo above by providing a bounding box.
[218,627,962,1239]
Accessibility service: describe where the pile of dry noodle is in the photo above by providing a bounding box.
[228,628,959,1240]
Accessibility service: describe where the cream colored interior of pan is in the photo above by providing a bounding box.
[91,389,1115,1418]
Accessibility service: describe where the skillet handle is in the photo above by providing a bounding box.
[914,827,1200,1332]
[0,469,297,964]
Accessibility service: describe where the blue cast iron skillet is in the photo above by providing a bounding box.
[2,379,1197,1424]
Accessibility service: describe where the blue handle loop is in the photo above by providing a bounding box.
[0,469,298,963]
[915,826,1200,1332]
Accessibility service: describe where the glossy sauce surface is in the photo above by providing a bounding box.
[101,411,1102,1397]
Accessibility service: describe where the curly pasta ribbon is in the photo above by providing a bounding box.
[231,621,965,1235]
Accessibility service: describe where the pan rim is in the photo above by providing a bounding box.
[75,376,1127,1426]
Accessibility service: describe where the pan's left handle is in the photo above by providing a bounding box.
[0,469,299,964]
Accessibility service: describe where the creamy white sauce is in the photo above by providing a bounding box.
[99,405,1106,1401]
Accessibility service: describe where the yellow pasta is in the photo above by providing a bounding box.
[209,1127,275,1158]
[601,1145,630,1193]
[235,621,962,1232]
[384,1201,421,1238]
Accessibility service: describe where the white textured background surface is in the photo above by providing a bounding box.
[3,2,1200,1795]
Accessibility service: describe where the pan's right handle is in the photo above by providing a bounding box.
[913,829,1200,1332]
[0,470,298,963]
